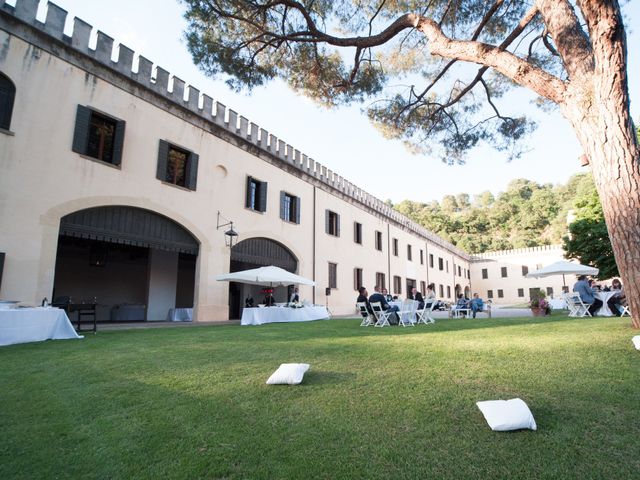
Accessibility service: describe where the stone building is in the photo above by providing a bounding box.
[0,0,475,321]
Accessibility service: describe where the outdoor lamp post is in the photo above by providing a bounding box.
[217,211,238,248]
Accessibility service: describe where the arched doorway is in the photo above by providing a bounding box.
[455,284,463,298]
[53,206,199,321]
[228,237,298,319]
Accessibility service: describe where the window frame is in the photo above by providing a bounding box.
[354,222,363,244]
[156,139,199,191]
[246,176,268,212]
[280,191,300,224]
[325,210,340,237]
[353,267,363,291]
[374,231,383,251]
[72,105,126,167]
[328,262,338,289]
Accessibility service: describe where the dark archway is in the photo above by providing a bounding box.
[228,237,298,318]
[54,206,199,322]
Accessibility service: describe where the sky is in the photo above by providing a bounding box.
[28,0,640,204]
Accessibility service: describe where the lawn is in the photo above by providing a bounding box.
[1,315,638,479]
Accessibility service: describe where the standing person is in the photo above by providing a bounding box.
[573,275,602,316]
[470,293,485,319]
[607,278,626,316]
[408,287,425,309]
[369,285,399,324]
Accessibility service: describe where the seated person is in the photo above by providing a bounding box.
[453,293,470,316]
[289,287,300,303]
[263,292,276,307]
[470,293,484,318]
[607,278,626,316]
[573,275,602,315]
[408,287,425,309]
[369,285,400,324]
[356,286,373,315]
[382,288,393,303]
[244,295,254,308]
[425,283,436,306]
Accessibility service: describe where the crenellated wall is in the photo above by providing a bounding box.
[0,0,468,260]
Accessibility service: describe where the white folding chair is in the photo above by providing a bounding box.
[416,300,437,325]
[398,299,417,327]
[619,305,631,317]
[356,302,374,326]
[371,302,393,328]
[567,293,592,317]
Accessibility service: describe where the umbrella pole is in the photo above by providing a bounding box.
[563,274,566,287]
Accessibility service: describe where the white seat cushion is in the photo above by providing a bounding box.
[266,363,310,385]
[476,398,537,431]
[632,336,640,350]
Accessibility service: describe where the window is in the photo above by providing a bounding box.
[420,249,424,265]
[518,288,524,297]
[522,265,529,276]
[393,275,402,294]
[562,285,569,293]
[280,192,300,223]
[482,268,488,279]
[420,281,426,295]
[157,140,199,190]
[354,268,363,290]
[325,210,340,236]
[0,73,16,131]
[406,278,415,295]
[498,289,504,298]
[501,266,508,278]
[376,272,386,290]
[392,238,399,256]
[446,261,449,273]
[458,265,462,277]
[487,290,494,299]
[439,284,444,298]
[246,176,267,211]
[375,231,383,251]
[354,222,362,244]
[447,286,451,298]
[407,245,412,261]
[546,287,553,296]
[72,105,125,166]
[438,257,444,271]
[429,254,434,268]
[328,262,337,288]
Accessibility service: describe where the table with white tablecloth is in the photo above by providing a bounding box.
[548,298,567,310]
[167,308,193,322]
[594,291,620,316]
[241,306,330,325]
[0,307,82,347]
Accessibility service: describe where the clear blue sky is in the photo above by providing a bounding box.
[34,0,640,203]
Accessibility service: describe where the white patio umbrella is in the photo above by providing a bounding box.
[215,265,315,286]
[525,260,599,286]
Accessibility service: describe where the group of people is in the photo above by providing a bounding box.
[244,287,300,308]
[357,283,439,324]
[573,275,626,316]
[451,293,486,318]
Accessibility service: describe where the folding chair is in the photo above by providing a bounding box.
[567,293,592,317]
[619,305,631,317]
[356,302,375,326]
[398,299,417,327]
[371,302,393,328]
[416,300,437,325]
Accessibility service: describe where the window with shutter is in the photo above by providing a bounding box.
[157,140,198,191]
[280,192,300,223]
[0,73,16,131]
[326,210,339,236]
[72,105,125,166]
[246,177,267,211]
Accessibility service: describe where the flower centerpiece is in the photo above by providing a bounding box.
[529,289,551,316]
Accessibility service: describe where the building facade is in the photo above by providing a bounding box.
[0,0,474,321]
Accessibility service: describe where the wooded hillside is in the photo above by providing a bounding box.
[394,173,598,254]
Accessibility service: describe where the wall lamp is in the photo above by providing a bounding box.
[217,211,239,248]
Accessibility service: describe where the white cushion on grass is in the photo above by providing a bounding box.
[476,398,537,431]
[632,336,640,350]
[266,363,310,385]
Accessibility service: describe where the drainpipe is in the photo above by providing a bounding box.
[312,185,316,304]
[387,223,391,292]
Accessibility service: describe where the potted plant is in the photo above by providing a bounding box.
[529,289,551,316]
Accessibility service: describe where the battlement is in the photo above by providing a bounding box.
[471,244,564,260]
[0,0,468,260]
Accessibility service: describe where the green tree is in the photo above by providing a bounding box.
[183,1,640,326]
[563,175,617,278]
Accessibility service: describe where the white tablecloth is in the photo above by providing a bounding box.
[241,306,330,325]
[548,298,567,310]
[167,308,193,322]
[595,291,619,316]
[0,307,82,346]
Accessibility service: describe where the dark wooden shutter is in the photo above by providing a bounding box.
[111,119,126,166]
[325,210,330,234]
[258,181,268,212]
[246,177,252,208]
[156,140,169,181]
[279,191,286,220]
[0,74,15,130]
[186,152,199,190]
[72,105,91,154]
[336,213,340,237]
[295,197,301,224]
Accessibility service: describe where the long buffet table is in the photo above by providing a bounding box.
[0,307,82,346]
[241,306,330,326]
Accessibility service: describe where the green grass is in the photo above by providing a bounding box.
[1,315,639,479]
